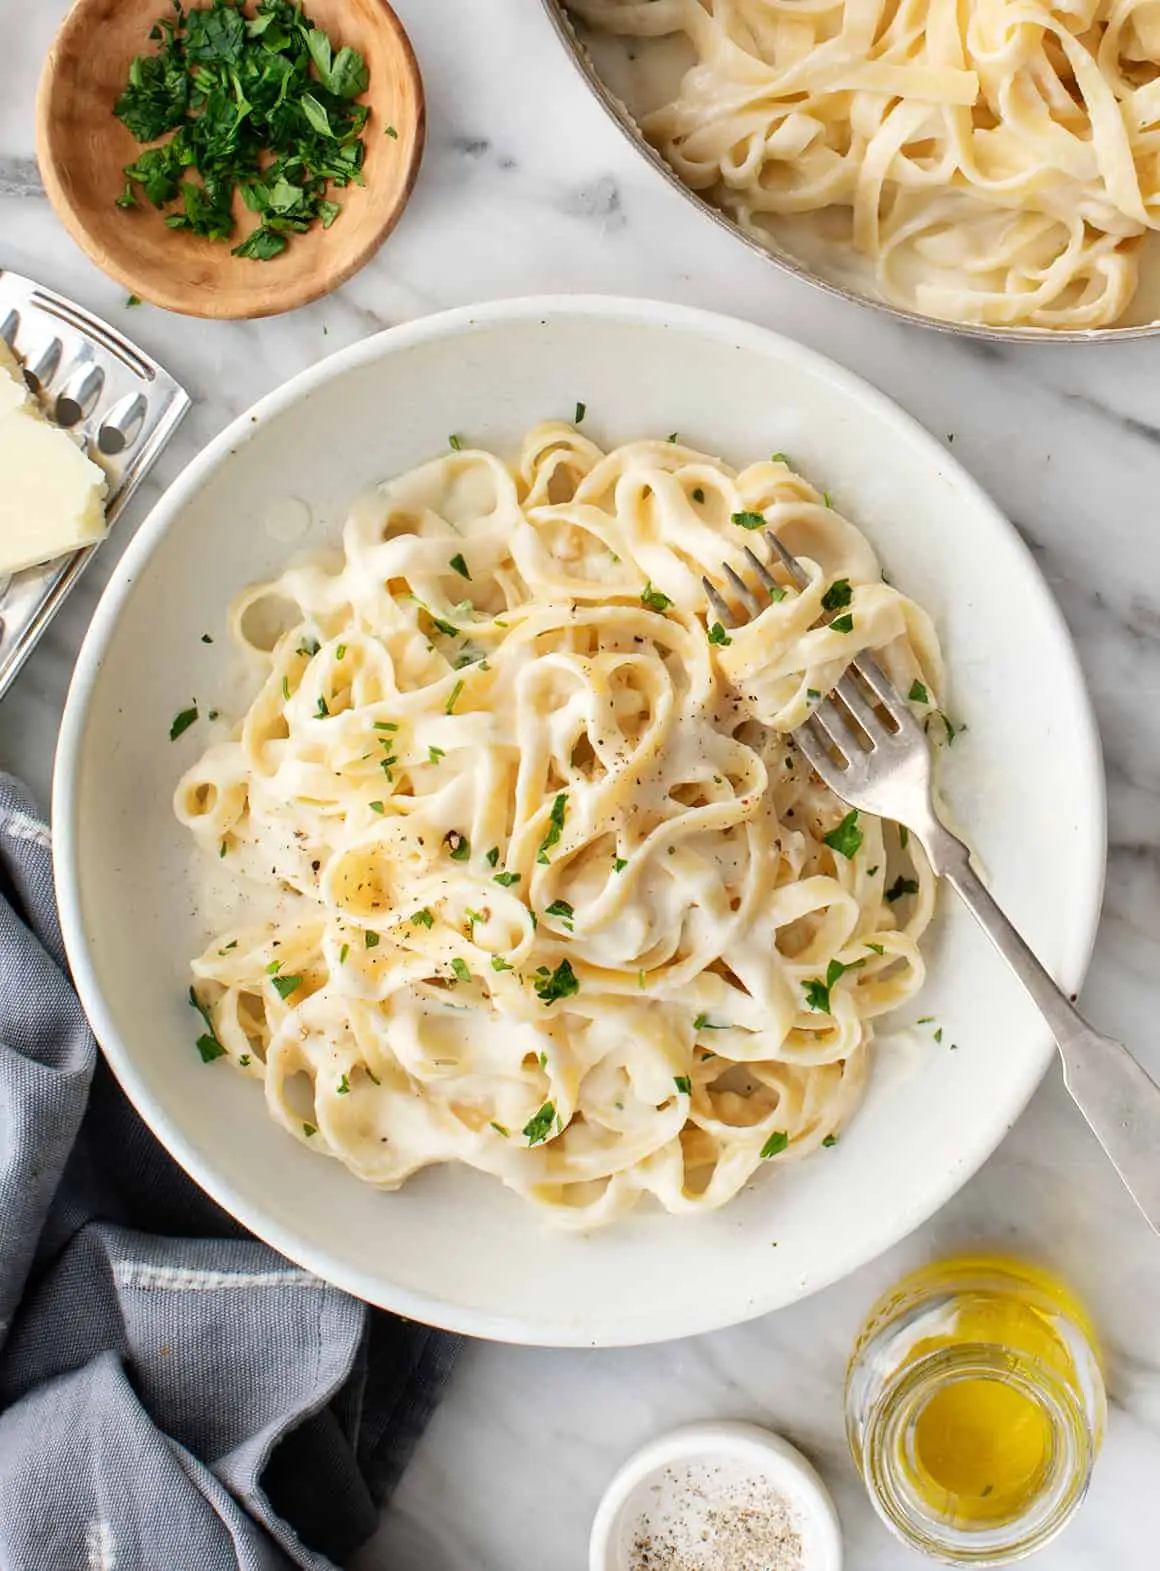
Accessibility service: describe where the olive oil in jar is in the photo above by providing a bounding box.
[845,1255,1105,1564]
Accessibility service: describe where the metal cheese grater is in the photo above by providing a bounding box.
[0,269,191,700]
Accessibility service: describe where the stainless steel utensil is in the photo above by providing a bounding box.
[708,531,1160,1233]
[540,0,1160,344]
[0,270,190,701]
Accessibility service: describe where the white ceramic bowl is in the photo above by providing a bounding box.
[54,297,1105,1347]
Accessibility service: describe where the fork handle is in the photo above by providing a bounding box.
[938,840,1160,1235]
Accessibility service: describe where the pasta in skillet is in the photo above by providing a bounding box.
[568,0,1160,329]
[176,423,945,1228]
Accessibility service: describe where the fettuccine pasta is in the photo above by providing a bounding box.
[568,0,1160,328]
[177,424,945,1228]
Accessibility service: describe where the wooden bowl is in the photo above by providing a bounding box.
[36,0,424,319]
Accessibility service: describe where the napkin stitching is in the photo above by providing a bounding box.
[0,807,50,849]
[114,1262,325,1293]
[84,1518,116,1571]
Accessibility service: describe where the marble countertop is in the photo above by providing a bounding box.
[5,2,1160,1567]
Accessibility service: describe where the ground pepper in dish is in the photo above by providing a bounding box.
[629,1468,803,1571]
[114,0,370,259]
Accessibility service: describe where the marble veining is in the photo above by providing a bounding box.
[5,1,1160,1566]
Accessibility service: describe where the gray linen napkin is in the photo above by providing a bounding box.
[0,774,458,1570]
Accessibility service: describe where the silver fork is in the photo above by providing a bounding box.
[708,531,1160,1236]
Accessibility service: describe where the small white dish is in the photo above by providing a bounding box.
[53,295,1105,1346]
[589,1420,843,1571]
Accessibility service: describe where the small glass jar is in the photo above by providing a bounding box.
[845,1255,1105,1565]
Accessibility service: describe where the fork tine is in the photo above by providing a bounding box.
[850,652,912,725]
[702,577,733,626]
[835,674,885,743]
[762,530,810,590]
[795,716,846,779]
[814,696,868,758]
[741,545,782,600]
[723,564,763,619]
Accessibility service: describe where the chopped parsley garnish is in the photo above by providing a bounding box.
[674,1075,692,1095]
[829,613,854,635]
[113,1,372,259]
[731,509,765,531]
[369,800,384,814]
[694,1013,725,1031]
[491,956,512,972]
[865,942,885,955]
[575,401,586,423]
[303,1123,317,1138]
[335,643,347,660]
[427,746,445,765]
[807,688,820,700]
[189,986,226,1062]
[612,856,627,873]
[909,679,930,705]
[430,612,460,637]
[802,978,832,1013]
[667,431,679,443]
[339,943,349,963]
[899,825,909,849]
[272,973,303,1000]
[316,696,330,718]
[265,960,282,975]
[760,1130,789,1159]
[364,930,380,948]
[493,871,521,887]
[537,792,567,864]
[445,678,464,714]
[281,676,291,701]
[298,638,321,657]
[375,720,398,732]
[692,487,705,503]
[934,1028,944,1044]
[450,957,472,983]
[170,704,198,740]
[823,491,833,508]
[802,958,855,1015]
[522,1102,556,1145]
[534,959,579,1005]
[448,433,462,450]
[641,582,672,612]
[490,1120,509,1137]
[486,845,499,867]
[200,631,212,643]
[411,908,434,928]
[336,1073,350,1095]
[365,1067,381,1085]
[384,124,398,138]
[238,1053,252,1067]
[822,1134,838,1148]
[886,876,920,903]
[445,830,470,862]
[771,451,789,464]
[821,578,852,612]
[545,899,574,930]
[708,622,732,647]
[823,810,863,859]
[449,552,471,580]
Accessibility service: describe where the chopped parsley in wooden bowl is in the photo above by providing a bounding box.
[36,0,424,318]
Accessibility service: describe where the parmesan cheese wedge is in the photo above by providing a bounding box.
[0,344,108,576]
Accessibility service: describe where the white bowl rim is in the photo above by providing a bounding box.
[53,294,1107,1343]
